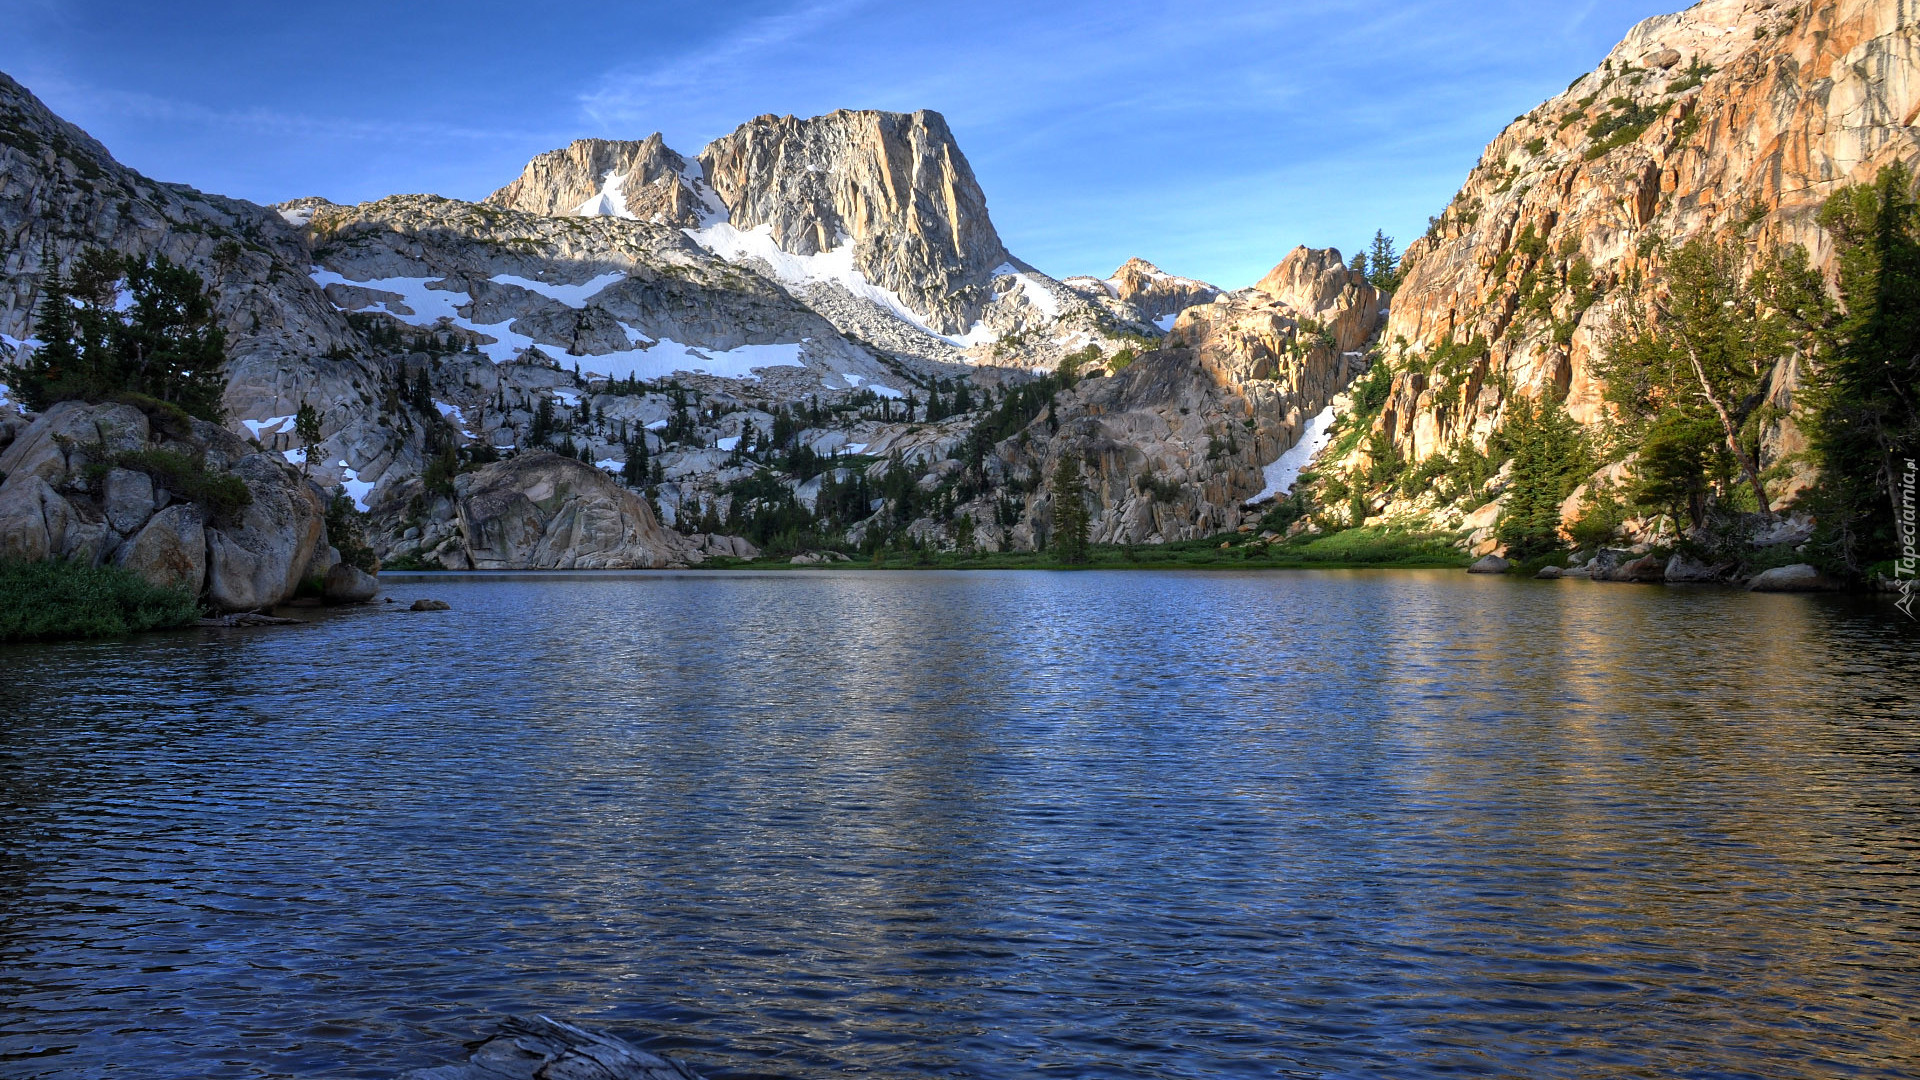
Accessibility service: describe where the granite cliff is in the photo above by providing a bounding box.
[1328,0,1918,550]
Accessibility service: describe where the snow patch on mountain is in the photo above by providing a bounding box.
[688,219,996,348]
[310,269,552,364]
[489,272,626,307]
[993,263,1062,320]
[242,415,297,439]
[1252,404,1337,503]
[573,171,634,219]
[577,340,806,383]
[680,159,731,228]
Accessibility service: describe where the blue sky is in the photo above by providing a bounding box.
[0,1,1678,289]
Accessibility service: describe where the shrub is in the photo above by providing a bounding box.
[100,448,252,523]
[1567,483,1630,550]
[0,558,198,642]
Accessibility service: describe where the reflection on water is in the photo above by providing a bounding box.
[1,570,1917,1079]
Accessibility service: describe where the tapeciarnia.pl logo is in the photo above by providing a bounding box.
[1897,457,1916,620]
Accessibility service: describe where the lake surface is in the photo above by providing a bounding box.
[2,569,1918,1079]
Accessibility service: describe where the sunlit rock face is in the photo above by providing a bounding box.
[973,248,1379,549]
[486,135,701,226]
[698,109,1011,336]
[1380,0,1919,486]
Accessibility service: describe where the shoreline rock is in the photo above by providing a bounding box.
[404,1015,706,1080]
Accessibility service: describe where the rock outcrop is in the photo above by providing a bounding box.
[0,400,358,610]
[486,135,699,225]
[0,71,389,482]
[1061,258,1222,328]
[698,109,1010,334]
[1378,0,1918,494]
[450,451,696,569]
[405,1015,706,1080]
[948,248,1381,549]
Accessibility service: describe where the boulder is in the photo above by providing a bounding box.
[204,454,327,612]
[689,533,758,558]
[456,451,695,570]
[1468,554,1510,574]
[0,475,56,561]
[1749,563,1841,593]
[0,400,148,486]
[114,504,206,593]
[1535,564,1564,579]
[410,598,451,611]
[402,1014,706,1080]
[1617,553,1668,583]
[1587,549,1626,580]
[301,543,342,586]
[323,563,379,604]
[1665,551,1728,583]
[1462,498,1505,532]
[102,467,156,535]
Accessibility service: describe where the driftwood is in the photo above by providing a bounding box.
[404,1015,708,1080]
[196,611,302,628]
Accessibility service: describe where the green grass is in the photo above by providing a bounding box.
[702,526,1471,572]
[0,558,199,642]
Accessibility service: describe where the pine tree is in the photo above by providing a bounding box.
[1366,230,1400,292]
[1492,393,1590,558]
[1050,454,1091,564]
[1807,163,1920,573]
[622,437,649,488]
[9,248,228,420]
[293,401,323,475]
[530,397,556,447]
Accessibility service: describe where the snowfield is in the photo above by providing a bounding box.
[579,340,807,382]
[1252,404,1337,503]
[489,272,626,307]
[573,171,635,219]
[242,415,297,439]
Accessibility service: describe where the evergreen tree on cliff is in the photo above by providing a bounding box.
[8,248,227,421]
[1493,394,1589,559]
[1051,455,1091,564]
[1808,163,1920,573]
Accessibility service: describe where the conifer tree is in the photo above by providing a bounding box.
[1367,230,1401,292]
[293,401,323,476]
[8,248,228,420]
[1807,163,1920,572]
[1050,454,1091,564]
[1492,393,1590,558]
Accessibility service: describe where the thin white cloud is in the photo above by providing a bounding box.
[579,0,874,130]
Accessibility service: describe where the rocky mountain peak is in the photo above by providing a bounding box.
[1254,248,1371,322]
[1098,258,1220,327]
[486,134,698,226]
[695,109,1010,334]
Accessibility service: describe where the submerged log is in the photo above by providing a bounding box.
[196,612,302,627]
[405,1015,708,1080]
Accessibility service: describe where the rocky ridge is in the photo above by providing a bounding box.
[0,68,1376,571]
[1360,0,1918,517]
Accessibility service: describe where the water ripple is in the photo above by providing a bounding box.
[1,570,1917,1079]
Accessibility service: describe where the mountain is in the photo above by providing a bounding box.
[1348,0,1917,538]
[0,77,1274,577]
[13,0,1894,582]
[1061,259,1222,331]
